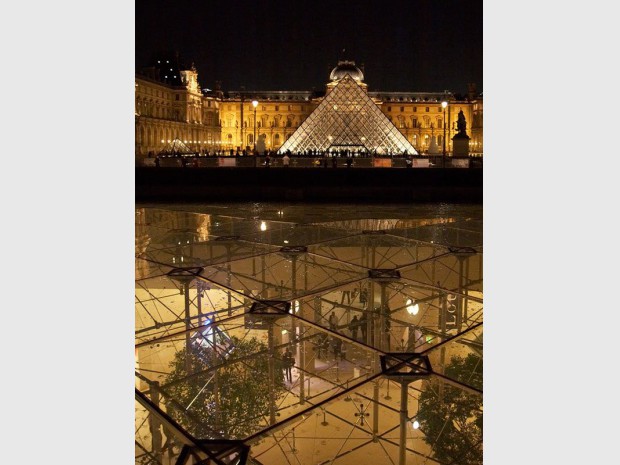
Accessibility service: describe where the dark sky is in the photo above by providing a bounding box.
[136,0,482,94]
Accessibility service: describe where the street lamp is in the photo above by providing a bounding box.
[252,100,258,154]
[441,100,448,168]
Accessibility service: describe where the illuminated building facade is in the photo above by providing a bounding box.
[135,58,483,157]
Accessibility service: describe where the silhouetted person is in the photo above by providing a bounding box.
[283,349,293,382]
[359,312,368,343]
[349,315,360,340]
[328,312,337,331]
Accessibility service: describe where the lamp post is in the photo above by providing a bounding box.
[441,100,448,168]
[252,100,258,154]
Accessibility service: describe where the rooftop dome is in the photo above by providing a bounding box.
[329,60,364,82]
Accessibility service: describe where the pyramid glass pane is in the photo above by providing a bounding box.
[278,75,417,155]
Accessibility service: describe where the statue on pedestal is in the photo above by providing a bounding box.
[452,110,470,157]
[457,110,468,136]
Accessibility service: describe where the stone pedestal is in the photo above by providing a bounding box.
[452,133,470,157]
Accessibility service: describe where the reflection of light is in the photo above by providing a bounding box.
[281,329,288,335]
[294,300,300,313]
[406,298,419,316]
[412,420,420,429]
[260,221,267,231]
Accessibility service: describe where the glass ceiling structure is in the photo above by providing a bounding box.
[135,203,482,465]
[278,75,418,155]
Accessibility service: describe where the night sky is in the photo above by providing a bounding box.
[136,0,482,94]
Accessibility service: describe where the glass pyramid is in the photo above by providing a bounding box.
[135,203,483,465]
[159,138,195,156]
[278,75,418,155]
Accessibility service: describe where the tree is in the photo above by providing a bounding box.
[163,336,286,439]
[417,353,483,465]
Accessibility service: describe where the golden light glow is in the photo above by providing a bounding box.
[406,298,419,316]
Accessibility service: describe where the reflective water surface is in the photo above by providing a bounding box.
[135,202,483,465]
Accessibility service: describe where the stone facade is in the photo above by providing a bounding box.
[135,60,483,157]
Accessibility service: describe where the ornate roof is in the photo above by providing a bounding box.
[329,60,364,82]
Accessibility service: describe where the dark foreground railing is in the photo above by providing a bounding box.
[136,165,483,203]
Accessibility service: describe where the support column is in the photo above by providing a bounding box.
[268,322,276,425]
[149,381,163,463]
[399,380,410,465]
[372,380,379,442]
[226,244,232,316]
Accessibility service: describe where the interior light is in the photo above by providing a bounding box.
[281,329,288,335]
[260,221,267,231]
[406,298,419,316]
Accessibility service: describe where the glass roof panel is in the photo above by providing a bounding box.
[135,203,483,465]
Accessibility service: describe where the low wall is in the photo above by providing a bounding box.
[135,167,483,203]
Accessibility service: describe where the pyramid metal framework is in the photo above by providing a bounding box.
[135,204,483,465]
[278,74,418,155]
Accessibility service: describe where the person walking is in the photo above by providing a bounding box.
[328,312,337,331]
[283,348,293,382]
[282,153,290,167]
[359,288,368,308]
[359,311,368,343]
[332,337,343,361]
[349,315,360,341]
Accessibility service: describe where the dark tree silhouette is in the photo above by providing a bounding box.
[163,336,286,439]
[417,353,483,465]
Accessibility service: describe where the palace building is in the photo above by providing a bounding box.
[135,56,483,157]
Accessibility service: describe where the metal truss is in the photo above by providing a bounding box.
[135,204,483,465]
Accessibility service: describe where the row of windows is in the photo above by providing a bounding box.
[226,104,306,112]
[387,106,446,113]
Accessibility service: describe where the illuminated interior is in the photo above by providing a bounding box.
[135,203,483,465]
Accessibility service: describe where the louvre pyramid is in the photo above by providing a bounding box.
[278,74,417,155]
[158,138,194,156]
